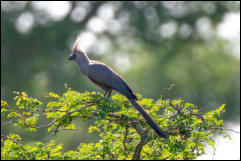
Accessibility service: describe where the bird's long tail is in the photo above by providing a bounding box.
[128,99,168,138]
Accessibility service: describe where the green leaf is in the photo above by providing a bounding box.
[1,108,6,116]
[1,100,8,107]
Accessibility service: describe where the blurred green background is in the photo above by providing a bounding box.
[1,1,240,153]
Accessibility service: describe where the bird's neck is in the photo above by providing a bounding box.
[76,55,90,76]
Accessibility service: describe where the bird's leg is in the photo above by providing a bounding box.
[98,91,108,102]
[107,90,112,98]
[103,91,108,97]
[103,89,112,99]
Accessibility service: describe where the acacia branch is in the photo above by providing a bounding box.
[131,123,152,160]
[31,103,94,129]
[1,135,27,153]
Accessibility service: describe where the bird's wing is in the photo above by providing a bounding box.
[88,62,116,87]
[88,62,136,99]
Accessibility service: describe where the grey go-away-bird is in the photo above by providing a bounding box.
[68,38,168,138]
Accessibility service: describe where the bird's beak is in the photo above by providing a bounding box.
[68,55,74,60]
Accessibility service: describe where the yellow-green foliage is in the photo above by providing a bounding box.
[1,86,230,160]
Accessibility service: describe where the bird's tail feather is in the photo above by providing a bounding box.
[128,99,168,138]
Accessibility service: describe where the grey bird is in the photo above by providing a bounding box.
[68,39,168,138]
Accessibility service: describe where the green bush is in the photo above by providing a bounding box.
[1,85,230,160]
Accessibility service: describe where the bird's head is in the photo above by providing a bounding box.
[68,38,89,62]
[68,50,84,61]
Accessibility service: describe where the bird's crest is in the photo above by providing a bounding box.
[73,37,83,53]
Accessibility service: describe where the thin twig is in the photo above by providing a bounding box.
[212,127,240,133]
[223,128,240,133]
[35,108,67,113]
[123,124,129,156]
[1,120,16,126]
[212,143,219,160]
